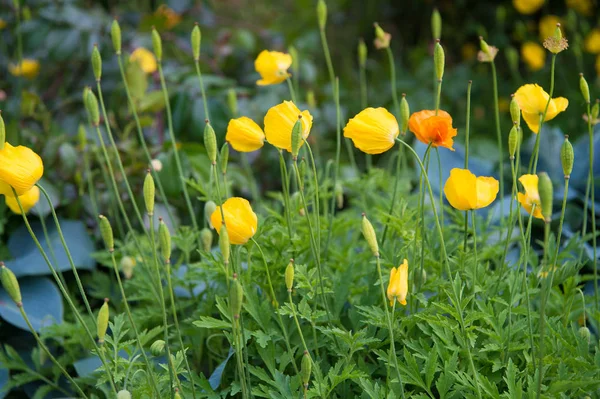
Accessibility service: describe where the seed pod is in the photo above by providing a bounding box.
[510,95,521,127]
[204,122,218,164]
[1,264,22,304]
[301,351,312,387]
[120,256,136,279]
[227,88,238,117]
[143,171,155,215]
[579,326,591,344]
[152,27,162,62]
[219,225,230,264]
[580,74,590,104]
[158,219,171,262]
[91,45,102,81]
[0,112,6,149]
[335,182,343,209]
[229,275,244,318]
[374,23,386,42]
[361,214,379,257]
[508,125,519,159]
[316,0,327,30]
[117,390,131,399]
[205,200,217,228]
[85,89,100,126]
[561,136,574,178]
[431,8,441,40]
[434,41,445,80]
[78,124,87,151]
[285,260,294,292]
[479,37,491,56]
[400,94,410,134]
[220,143,229,175]
[150,339,166,356]
[200,227,213,252]
[358,39,367,68]
[191,23,201,61]
[97,299,110,344]
[98,215,114,252]
[554,24,563,41]
[111,19,122,55]
[537,172,553,223]
[291,117,303,160]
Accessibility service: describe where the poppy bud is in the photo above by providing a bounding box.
[98,215,114,252]
[553,24,563,41]
[301,351,312,387]
[78,124,87,151]
[291,117,303,160]
[152,27,162,62]
[0,112,5,149]
[150,339,166,356]
[579,74,590,104]
[537,172,553,223]
[200,227,213,252]
[91,44,102,81]
[229,274,244,318]
[285,259,294,292]
[227,88,238,117]
[117,390,131,399]
[510,95,521,127]
[120,256,136,279]
[158,219,171,262]
[220,143,229,175]
[111,19,121,55]
[143,171,155,215]
[205,201,217,228]
[204,122,217,164]
[508,125,519,159]
[400,94,410,134]
[579,326,591,344]
[373,23,390,49]
[434,40,445,80]
[85,88,100,126]
[191,24,201,61]
[1,264,21,304]
[97,298,110,344]
[219,225,230,264]
[361,214,379,257]
[358,39,367,68]
[316,0,327,30]
[431,8,442,40]
[561,135,574,178]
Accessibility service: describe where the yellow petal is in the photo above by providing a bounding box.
[226,117,265,152]
[514,84,549,115]
[210,197,258,245]
[343,108,399,154]
[522,111,542,133]
[130,48,157,74]
[443,168,478,211]
[397,259,409,306]
[475,176,499,209]
[254,50,292,86]
[8,59,40,79]
[518,174,545,220]
[387,267,398,302]
[5,186,40,214]
[0,143,44,197]
[545,97,569,121]
[264,101,312,152]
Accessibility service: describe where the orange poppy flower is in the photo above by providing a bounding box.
[408,110,457,150]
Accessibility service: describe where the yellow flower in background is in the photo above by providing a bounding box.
[155,4,181,29]
[226,117,265,152]
[566,0,593,15]
[514,84,568,133]
[210,197,258,245]
[5,186,40,214]
[584,29,600,53]
[0,143,44,197]
[513,0,544,14]
[254,50,292,86]
[130,48,157,74]
[443,168,499,211]
[521,42,546,71]
[8,59,40,79]
[264,101,312,152]
[387,259,409,306]
[0,18,7,30]
[539,15,561,41]
[517,174,544,220]
[461,43,477,61]
[343,108,399,154]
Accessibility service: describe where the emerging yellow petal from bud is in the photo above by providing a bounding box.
[387,259,409,306]
[226,117,265,152]
[254,50,292,86]
[264,101,312,153]
[0,143,44,197]
[211,197,258,245]
[5,186,40,214]
[343,108,399,154]
[443,168,499,211]
[130,47,157,74]
[517,174,544,220]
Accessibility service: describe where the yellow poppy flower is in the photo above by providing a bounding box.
[210,197,258,245]
[513,0,544,14]
[0,19,7,30]
[521,42,546,71]
[584,28,600,54]
[343,107,399,154]
[5,186,40,214]
[264,101,312,153]
[130,48,157,74]
[566,0,593,15]
[226,117,266,152]
[514,84,568,133]
[517,174,544,220]
[0,143,44,197]
[539,15,561,41]
[254,50,292,86]
[8,59,40,79]
[387,259,409,306]
[443,168,499,211]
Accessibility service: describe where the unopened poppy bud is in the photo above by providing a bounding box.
[150,339,166,356]
[158,219,171,262]
[143,171,155,215]
[200,227,213,251]
[191,23,201,61]
[361,214,379,257]
[98,215,114,252]
[301,351,312,387]
[97,298,110,344]
[219,225,230,264]
[152,27,162,62]
[510,95,521,127]
[316,0,327,30]
[91,45,102,81]
[285,260,294,292]
[431,8,441,40]
[117,390,131,399]
[78,124,87,150]
[204,122,217,164]
[400,94,410,134]
[111,19,121,55]
[358,39,367,67]
[120,256,136,279]
[538,172,553,223]
[1,264,21,304]
[579,74,590,104]
[174,390,182,399]
[227,88,238,117]
[434,40,445,80]
[0,112,5,149]
[291,117,303,160]
[560,135,574,178]
[229,274,244,318]
[579,326,591,344]
[508,125,519,159]
[85,89,100,126]
[205,201,217,228]
[220,143,229,175]
[298,159,306,191]
[335,183,343,209]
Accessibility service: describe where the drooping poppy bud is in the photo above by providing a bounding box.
[361,214,379,257]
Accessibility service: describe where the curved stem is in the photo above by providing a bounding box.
[491,62,504,220]
[306,143,321,252]
[530,54,556,174]
[385,47,401,117]
[279,151,296,253]
[286,76,297,104]
[381,145,402,246]
[536,220,551,398]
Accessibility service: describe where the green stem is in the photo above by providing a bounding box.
[82,147,99,219]
[435,147,443,229]
[193,60,210,121]
[471,211,479,303]
[232,318,250,399]
[381,145,402,246]
[359,54,371,170]
[464,81,472,251]
[286,76,297,104]
[434,80,442,113]
[417,145,433,291]
[240,153,260,203]
[306,143,321,253]
[14,0,23,129]
[491,62,504,220]
[585,102,598,319]
[530,54,556,175]
[278,151,296,252]
[37,211,69,296]
[385,47,401,117]
[536,220,551,398]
